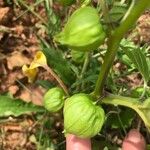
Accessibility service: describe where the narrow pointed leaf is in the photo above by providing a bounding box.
[125,48,150,83]
[0,96,45,117]
[102,94,150,131]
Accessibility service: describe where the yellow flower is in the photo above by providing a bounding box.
[22,65,38,83]
[30,51,47,69]
[22,51,47,83]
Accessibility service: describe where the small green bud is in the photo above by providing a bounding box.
[44,87,65,112]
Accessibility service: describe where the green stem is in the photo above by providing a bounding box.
[121,0,136,22]
[43,65,69,96]
[99,0,114,31]
[81,0,91,7]
[81,53,90,89]
[140,81,147,100]
[16,0,44,20]
[116,106,127,135]
[93,0,150,98]
[99,0,109,21]
[76,52,90,91]
[137,81,147,130]
[17,0,47,25]
[80,53,90,80]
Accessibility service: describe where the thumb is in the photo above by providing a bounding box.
[122,129,146,150]
[66,134,91,150]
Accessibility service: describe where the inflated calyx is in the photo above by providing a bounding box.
[63,93,105,138]
[55,6,106,51]
[44,87,65,112]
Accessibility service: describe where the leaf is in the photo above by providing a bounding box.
[0,7,10,22]
[121,54,134,67]
[0,95,45,117]
[44,0,60,36]
[147,58,150,73]
[139,98,150,129]
[125,48,150,83]
[120,38,137,50]
[7,51,30,70]
[108,2,127,23]
[36,80,54,90]
[39,37,75,85]
[102,94,150,131]
[107,109,135,129]
[71,75,98,88]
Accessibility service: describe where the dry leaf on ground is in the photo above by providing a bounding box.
[6,51,30,70]
[0,7,10,22]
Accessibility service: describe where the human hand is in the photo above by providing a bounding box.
[66,134,91,150]
[122,129,146,150]
[66,129,146,150]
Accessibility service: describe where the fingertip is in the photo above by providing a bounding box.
[66,134,91,150]
[122,129,146,150]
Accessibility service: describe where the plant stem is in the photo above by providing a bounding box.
[121,0,136,22]
[15,0,44,20]
[93,0,150,98]
[17,0,47,25]
[140,81,147,100]
[99,0,109,21]
[43,65,69,96]
[99,0,114,30]
[81,0,91,7]
[137,81,147,130]
[76,52,90,91]
[80,53,90,80]
[81,52,90,89]
[116,106,127,135]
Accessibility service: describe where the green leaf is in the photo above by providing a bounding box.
[102,94,150,131]
[44,0,60,36]
[39,37,75,85]
[120,38,137,50]
[139,98,150,128]
[107,109,135,129]
[0,95,45,117]
[125,48,150,83]
[36,80,54,90]
[121,54,134,67]
[71,75,98,88]
[108,2,127,23]
[147,58,150,73]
